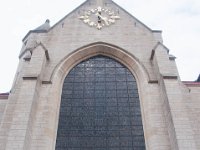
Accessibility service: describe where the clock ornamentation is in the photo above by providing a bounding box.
[79,6,120,30]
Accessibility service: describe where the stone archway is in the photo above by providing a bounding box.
[49,43,150,149]
[55,55,146,149]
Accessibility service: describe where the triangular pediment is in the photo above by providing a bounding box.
[23,0,159,43]
[49,0,153,32]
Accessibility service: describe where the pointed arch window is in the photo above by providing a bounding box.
[56,55,146,150]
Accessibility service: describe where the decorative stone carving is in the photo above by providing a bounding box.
[79,6,120,30]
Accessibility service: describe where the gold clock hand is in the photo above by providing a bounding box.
[102,18,109,26]
[96,13,109,25]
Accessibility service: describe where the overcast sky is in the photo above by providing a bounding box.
[0,0,199,92]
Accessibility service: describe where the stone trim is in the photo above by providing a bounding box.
[152,42,170,54]
[42,81,52,84]
[148,80,159,84]
[23,76,38,80]
[152,30,162,33]
[150,49,155,60]
[150,42,171,60]
[162,75,178,80]
[19,42,50,60]
[49,42,150,82]
[50,43,151,149]
[22,30,48,42]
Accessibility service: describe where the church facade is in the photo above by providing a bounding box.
[0,0,200,149]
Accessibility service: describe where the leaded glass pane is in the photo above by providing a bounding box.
[56,55,146,150]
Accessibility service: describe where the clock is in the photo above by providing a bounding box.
[78,6,120,30]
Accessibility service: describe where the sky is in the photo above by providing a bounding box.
[0,0,199,92]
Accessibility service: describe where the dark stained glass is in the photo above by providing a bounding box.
[56,55,146,150]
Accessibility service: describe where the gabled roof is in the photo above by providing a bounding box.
[183,81,200,87]
[22,20,50,41]
[50,1,87,30]
[182,75,200,87]
[0,93,9,100]
[50,0,155,32]
[23,0,162,42]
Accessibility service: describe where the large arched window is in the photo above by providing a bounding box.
[56,55,146,150]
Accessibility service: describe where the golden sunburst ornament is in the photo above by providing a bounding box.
[79,6,120,30]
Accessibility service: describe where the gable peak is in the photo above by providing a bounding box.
[87,0,112,5]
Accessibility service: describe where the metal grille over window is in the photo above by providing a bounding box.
[56,55,146,150]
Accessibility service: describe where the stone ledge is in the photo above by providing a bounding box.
[23,76,38,80]
[162,75,178,80]
[42,81,52,84]
[148,80,159,84]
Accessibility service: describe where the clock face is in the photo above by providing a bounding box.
[79,6,120,30]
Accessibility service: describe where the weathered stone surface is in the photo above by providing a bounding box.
[0,0,200,150]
